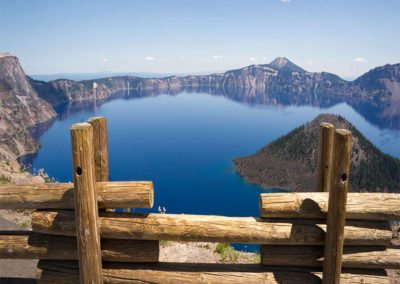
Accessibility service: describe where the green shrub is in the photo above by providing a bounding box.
[214,243,239,262]
[160,240,171,247]
[0,175,11,184]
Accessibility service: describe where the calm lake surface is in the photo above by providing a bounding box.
[29,92,400,217]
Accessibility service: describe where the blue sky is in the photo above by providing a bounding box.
[0,0,399,78]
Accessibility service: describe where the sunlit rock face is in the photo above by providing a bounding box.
[0,53,56,159]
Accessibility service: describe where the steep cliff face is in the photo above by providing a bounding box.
[349,63,400,102]
[234,114,400,193]
[0,53,56,160]
[32,72,226,106]
[30,78,70,106]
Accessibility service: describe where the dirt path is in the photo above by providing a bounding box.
[0,216,36,283]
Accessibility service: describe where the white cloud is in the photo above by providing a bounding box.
[354,57,367,63]
[213,55,222,60]
[307,61,313,66]
[102,58,108,63]
[249,57,257,62]
[281,0,291,3]
[180,55,185,59]
[144,56,155,61]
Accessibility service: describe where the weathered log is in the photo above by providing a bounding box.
[0,181,154,209]
[0,233,159,262]
[88,117,109,182]
[70,122,103,283]
[316,122,334,192]
[31,211,392,245]
[260,192,400,220]
[323,128,352,284]
[260,245,400,269]
[89,116,117,214]
[35,261,390,284]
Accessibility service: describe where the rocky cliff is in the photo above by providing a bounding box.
[234,114,400,193]
[0,53,56,160]
[31,74,225,106]
[350,63,400,102]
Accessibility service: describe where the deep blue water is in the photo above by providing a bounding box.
[26,92,400,250]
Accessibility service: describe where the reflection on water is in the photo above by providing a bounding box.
[51,88,400,131]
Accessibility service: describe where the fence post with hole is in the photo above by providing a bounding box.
[71,123,103,284]
[322,129,352,284]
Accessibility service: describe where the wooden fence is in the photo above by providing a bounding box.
[0,117,399,284]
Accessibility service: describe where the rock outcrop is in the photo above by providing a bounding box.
[234,114,400,193]
[0,53,56,160]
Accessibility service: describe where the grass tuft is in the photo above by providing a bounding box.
[0,175,11,184]
[214,243,239,262]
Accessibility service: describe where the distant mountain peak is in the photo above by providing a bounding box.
[269,57,290,68]
[269,57,306,73]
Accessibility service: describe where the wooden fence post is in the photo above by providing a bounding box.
[322,129,352,284]
[316,122,334,192]
[88,117,109,182]
[71,123,103,284]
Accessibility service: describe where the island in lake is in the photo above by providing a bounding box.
[234,114,400,193]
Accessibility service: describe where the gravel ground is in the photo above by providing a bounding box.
[160,241,258,264]
[0,216,37,283]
